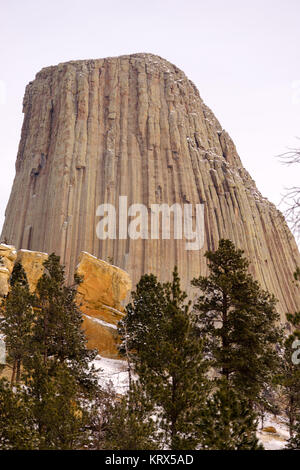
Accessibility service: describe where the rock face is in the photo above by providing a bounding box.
[0,246,47,296]
[76,251,131,358]
[0,245,17,296]
[16,249,48,292]
[1,53,300,318]
[0,244,131,358]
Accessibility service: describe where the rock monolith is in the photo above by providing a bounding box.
[1,53,300,318]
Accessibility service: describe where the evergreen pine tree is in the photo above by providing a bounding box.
[287,415,300,449]
[256,384,280,430]
[276,334,300,438]
[21,253,100,448]
[0,378,38,450]
[200,380,263,450]
[276,268,300,438]
[94,382,159,450]
[86,382,117,450]
[119,273,167,362]
[192,239,283,405]
[0,262,35,385]
[22,358,89,450]
[276,306,300,437]
[0,253,100,450]
[32,253,97,388]
[119,267,209,450]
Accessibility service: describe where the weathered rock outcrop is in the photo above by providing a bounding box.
[76,252,131,357]
[0,246,48,296]
[0,245,17,296]
[16,249,48,291]
[0,245,131,357]
[1,53,300,318]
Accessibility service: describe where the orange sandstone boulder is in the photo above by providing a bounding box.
[16,249,48,292]
[76,252,132,358]
[0,244,17,296]
[0,247,131,359]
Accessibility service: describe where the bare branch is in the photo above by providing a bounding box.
[278,143,300,240]
[278,142,300,166]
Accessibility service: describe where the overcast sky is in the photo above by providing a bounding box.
[1,0,299,239]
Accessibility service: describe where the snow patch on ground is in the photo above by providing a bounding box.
[257,413,289,450]
[92,358,290,450]
[94,355,129,395]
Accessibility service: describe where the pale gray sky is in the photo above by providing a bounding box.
[1,0,299,237]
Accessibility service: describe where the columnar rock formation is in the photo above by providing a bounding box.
[1,53,300,318]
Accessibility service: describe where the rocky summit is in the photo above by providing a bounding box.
[1,53,299,318]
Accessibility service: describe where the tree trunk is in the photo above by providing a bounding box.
[221,293,230,381]
[16,358,21,383]
[10,360,16,387]
[124,324,132,391]
[171,376,178,450]
[289,395,295,437]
